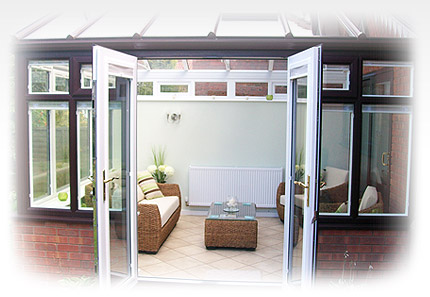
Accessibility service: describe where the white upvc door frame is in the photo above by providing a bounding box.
[93,45,138,288]
[283,45,322,287]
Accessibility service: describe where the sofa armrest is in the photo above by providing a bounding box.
[276,182,285,208]
[158,183,181,207]
[138,203,162,232]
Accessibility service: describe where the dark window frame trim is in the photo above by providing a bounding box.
[15,48,412,230]
[318,52,412,230]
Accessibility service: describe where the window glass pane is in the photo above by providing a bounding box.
[323,64,350,90]
[195,82,227,96]
[77,102,95,209]
[29,102,70,209]
[236,82,268,96]
[320,104,353,215]
[160,84,188,93]
[137,82,153,95]
[29,60,69,94]
[362,61,413,97]
[274,84,287,94]
[31,109,50,199]
[360,105,411,215]
[81,64,92,89]
[55,109,70,191]
[80,64,116,89]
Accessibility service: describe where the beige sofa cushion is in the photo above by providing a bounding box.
[139,196,179,227]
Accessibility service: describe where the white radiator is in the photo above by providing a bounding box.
[188,166,283,208]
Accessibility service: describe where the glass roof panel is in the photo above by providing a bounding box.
[346,13,414,38]
[187,60,226,70]
[24,12,99,39]
[286,12,353,37]
[286,12,316,37]
[79,12,152,38]
[144,12,216,37]
[273,60,287,70]
[230,60,269,70]
[216,13,285,37]
[147,60,185,70]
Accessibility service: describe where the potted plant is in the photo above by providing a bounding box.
[147,147,175,183]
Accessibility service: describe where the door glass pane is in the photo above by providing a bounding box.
[359,105,411,215]
[320,104,353,215]
[77,102,95,210]
[109,76,130,283]
[291,76,307,283]
[29,102,70,209]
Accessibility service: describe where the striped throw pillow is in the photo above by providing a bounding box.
[137,170,164,200]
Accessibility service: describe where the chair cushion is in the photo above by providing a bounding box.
[280,195,285,206]
[139,196,180,227]
[137,170,164,200]
[359,186,378,211]
[137,185,145,202]
[323,166,349,188]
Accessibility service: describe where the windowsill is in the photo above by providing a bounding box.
[137,96,288,102]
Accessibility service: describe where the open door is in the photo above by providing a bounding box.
[93,46,138,287]
[283,45,322,286]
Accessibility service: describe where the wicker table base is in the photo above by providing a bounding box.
[204,202,258,249]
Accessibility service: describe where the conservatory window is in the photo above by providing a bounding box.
[28,102,70,209]
[323,64,350,90]
[362,61,413,97]
[319,104,354,215]
[80,64,116,89]
[77,102,95,210]
[195,82,227,96]
[235,82,268,97]
[28,60,69,94]
[359,105,411,216]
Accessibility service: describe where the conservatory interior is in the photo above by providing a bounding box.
[12,11,413,287]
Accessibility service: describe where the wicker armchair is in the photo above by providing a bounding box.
[138,183,181,253]
[276,182,298,246]
[276,182,286,222]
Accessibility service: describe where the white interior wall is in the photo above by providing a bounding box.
[137,100,287,211]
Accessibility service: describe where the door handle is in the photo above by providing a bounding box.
[382,152,390,166]
[103,170,119,202]
[294,175,310,207]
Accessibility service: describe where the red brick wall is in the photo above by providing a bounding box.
[316,229,408,283]
[195,82,227,96]
[13,219,95,281]
[390,114,410,213]
[235,82,268,96]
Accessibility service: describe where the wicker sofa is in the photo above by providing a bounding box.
[137,183,181,253]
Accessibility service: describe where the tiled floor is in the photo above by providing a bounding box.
[138,215,288,282]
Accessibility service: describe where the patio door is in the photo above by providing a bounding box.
[284,45,322,286]
[93,46,138,287]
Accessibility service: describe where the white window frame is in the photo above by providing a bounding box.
[28,102,70,209]
[28,60,70,94]
[76,103,94,210]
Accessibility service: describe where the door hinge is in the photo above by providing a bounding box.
[312,210,318,224]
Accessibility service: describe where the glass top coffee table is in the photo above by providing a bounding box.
[204,202,258,250]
